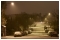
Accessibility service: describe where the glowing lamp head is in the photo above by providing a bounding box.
[11,2,14,6]
[48,13,51,16]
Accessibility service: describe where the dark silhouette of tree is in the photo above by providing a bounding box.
[48,10,59,34]
[1,1,7,18]
[15,12,34,31]
[6,12,35,35]
[1,1,7,36]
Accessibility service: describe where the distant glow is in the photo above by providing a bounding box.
[4,26,6,27]
[29,18,31,20]
[2,25,6,27]
[48,13,51,16]
[11,2,14,6]
[45,18,47,20]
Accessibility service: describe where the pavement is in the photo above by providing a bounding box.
[1,35,59,39]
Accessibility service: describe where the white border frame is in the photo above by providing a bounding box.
[0,0,59,40]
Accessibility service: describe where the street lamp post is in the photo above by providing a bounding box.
[3,25,6,36]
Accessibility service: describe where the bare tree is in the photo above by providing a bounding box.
[47,10,59,34]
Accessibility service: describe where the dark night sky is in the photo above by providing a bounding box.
[6,1,59,15]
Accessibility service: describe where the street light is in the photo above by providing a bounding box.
[48,13,51,16]
[4,25,6,27]
[29,18,31,20]
[3,25,6,36]
[11,2,14,6]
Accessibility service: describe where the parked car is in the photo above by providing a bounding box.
[45,29,49,33]
[29,28,33,31]
[48,31,58,37]
[22,30,28,36]
[14,31,22,37]
[44,26,47,30]
[28,29,32,34]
